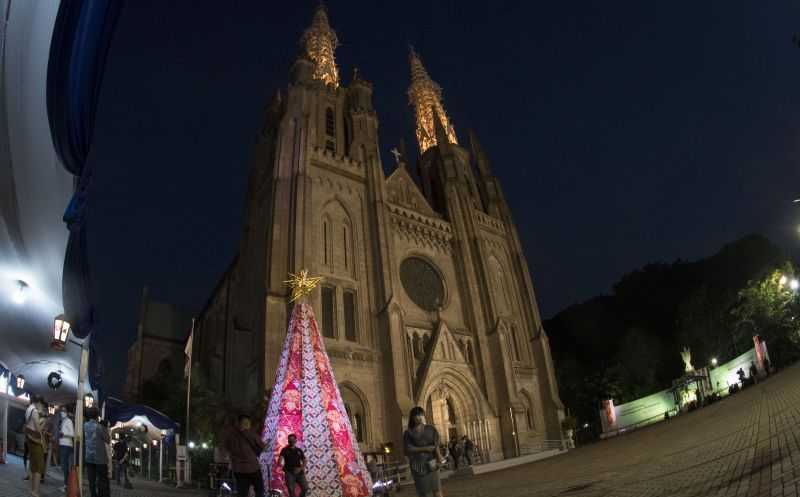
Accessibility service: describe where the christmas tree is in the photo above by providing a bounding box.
[260,270,372,497]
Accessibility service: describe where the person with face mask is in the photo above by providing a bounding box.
[404,406,445,497]
[58,407,75,492]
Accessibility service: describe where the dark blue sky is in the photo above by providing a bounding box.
[87,1,800,393]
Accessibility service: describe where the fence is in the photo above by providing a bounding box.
[602,407,680,438]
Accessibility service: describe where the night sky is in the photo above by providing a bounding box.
[86,1,800,393]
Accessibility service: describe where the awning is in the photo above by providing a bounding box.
[104,396,179,445]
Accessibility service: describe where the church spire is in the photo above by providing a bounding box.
[407,46,458,153]
[301,3,340,87]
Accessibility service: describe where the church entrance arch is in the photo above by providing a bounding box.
[419,368,483,445]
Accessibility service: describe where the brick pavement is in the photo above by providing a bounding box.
[0,453,204,497]
[443,362,800,497]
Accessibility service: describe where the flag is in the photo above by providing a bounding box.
[184,320,194,379]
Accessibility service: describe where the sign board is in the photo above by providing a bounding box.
[176,445,187,461]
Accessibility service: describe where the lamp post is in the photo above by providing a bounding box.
[145,443,150,480]
[159,430,166,482]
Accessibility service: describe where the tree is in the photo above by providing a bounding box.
[546,234,789,428]
[730,264,800,366]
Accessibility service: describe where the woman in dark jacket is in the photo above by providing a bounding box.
[403,406,444,497]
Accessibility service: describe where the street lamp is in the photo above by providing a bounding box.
[790,279,798,291]
[711,357,718,367]
[51,314,71,351]
[159,430,167,482]
[780,275,788,287]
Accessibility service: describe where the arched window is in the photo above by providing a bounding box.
[342,225,349,270]
[520,391,536,431]
[321,286,336,338]
[340,384,367,443]
[343,290,357,342]
[325,107,335,153]
[322,219,329,266]
[489,257,511,316]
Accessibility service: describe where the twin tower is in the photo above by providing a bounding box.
[195,5,565,461]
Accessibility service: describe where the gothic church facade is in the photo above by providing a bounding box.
[194,6,564,461]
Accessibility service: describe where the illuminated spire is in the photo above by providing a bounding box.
[301,4,340,87]
[407,47,458,153]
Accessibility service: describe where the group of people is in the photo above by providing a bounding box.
[223,406,466,497]
[21,395,133,497]
[222,413,308,497]
[446,435,475,470]
[22,395,77,496]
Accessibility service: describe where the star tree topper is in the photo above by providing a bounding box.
[285,269,324,302]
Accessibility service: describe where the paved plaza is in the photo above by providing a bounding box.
[5,363,800,497]
[444,362,800,497]
[0,454,203,497]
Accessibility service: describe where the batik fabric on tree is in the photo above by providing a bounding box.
[260,301,372,497]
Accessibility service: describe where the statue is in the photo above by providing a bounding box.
[680,347,694,373]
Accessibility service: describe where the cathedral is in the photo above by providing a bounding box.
[194,5,565,462]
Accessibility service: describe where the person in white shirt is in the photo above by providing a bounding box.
[58,407,75,492]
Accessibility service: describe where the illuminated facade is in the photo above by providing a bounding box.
[194,6,565,462]
[407,47,458,153]
[301,4,340,87]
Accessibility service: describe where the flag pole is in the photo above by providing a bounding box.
[183,319,195,486]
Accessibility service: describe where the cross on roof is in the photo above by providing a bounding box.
[390,147,403,165]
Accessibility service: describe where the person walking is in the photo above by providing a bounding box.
[223,414,265,497]
[25,395,47,497]
[19,420,30,481]
[462,436,474,466]
[279,434,308,497]
[113,435,132,488]
[448,439,458,469]
[84,407,110,497]
[404,406,444,497]
[58,407,75,492]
